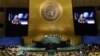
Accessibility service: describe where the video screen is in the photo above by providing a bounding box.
[8,13,28,25]
[73,7,97,35]
[74,12,95,24]
[6,8,29,36]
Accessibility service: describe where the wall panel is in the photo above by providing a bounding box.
[24,0,80,45]
[0,0,29,8]
[72,0,100,7]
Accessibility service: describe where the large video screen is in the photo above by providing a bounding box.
[8,12,28,25]
[73,7,97,35]
[74,11,95,24]
[6,8,29,36]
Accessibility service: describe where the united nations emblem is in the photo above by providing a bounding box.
[40,1,62,21]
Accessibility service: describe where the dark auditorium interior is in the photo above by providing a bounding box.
[0,0,100,56]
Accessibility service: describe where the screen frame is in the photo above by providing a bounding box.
[6,8,29,36]
[72,7,97,36]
